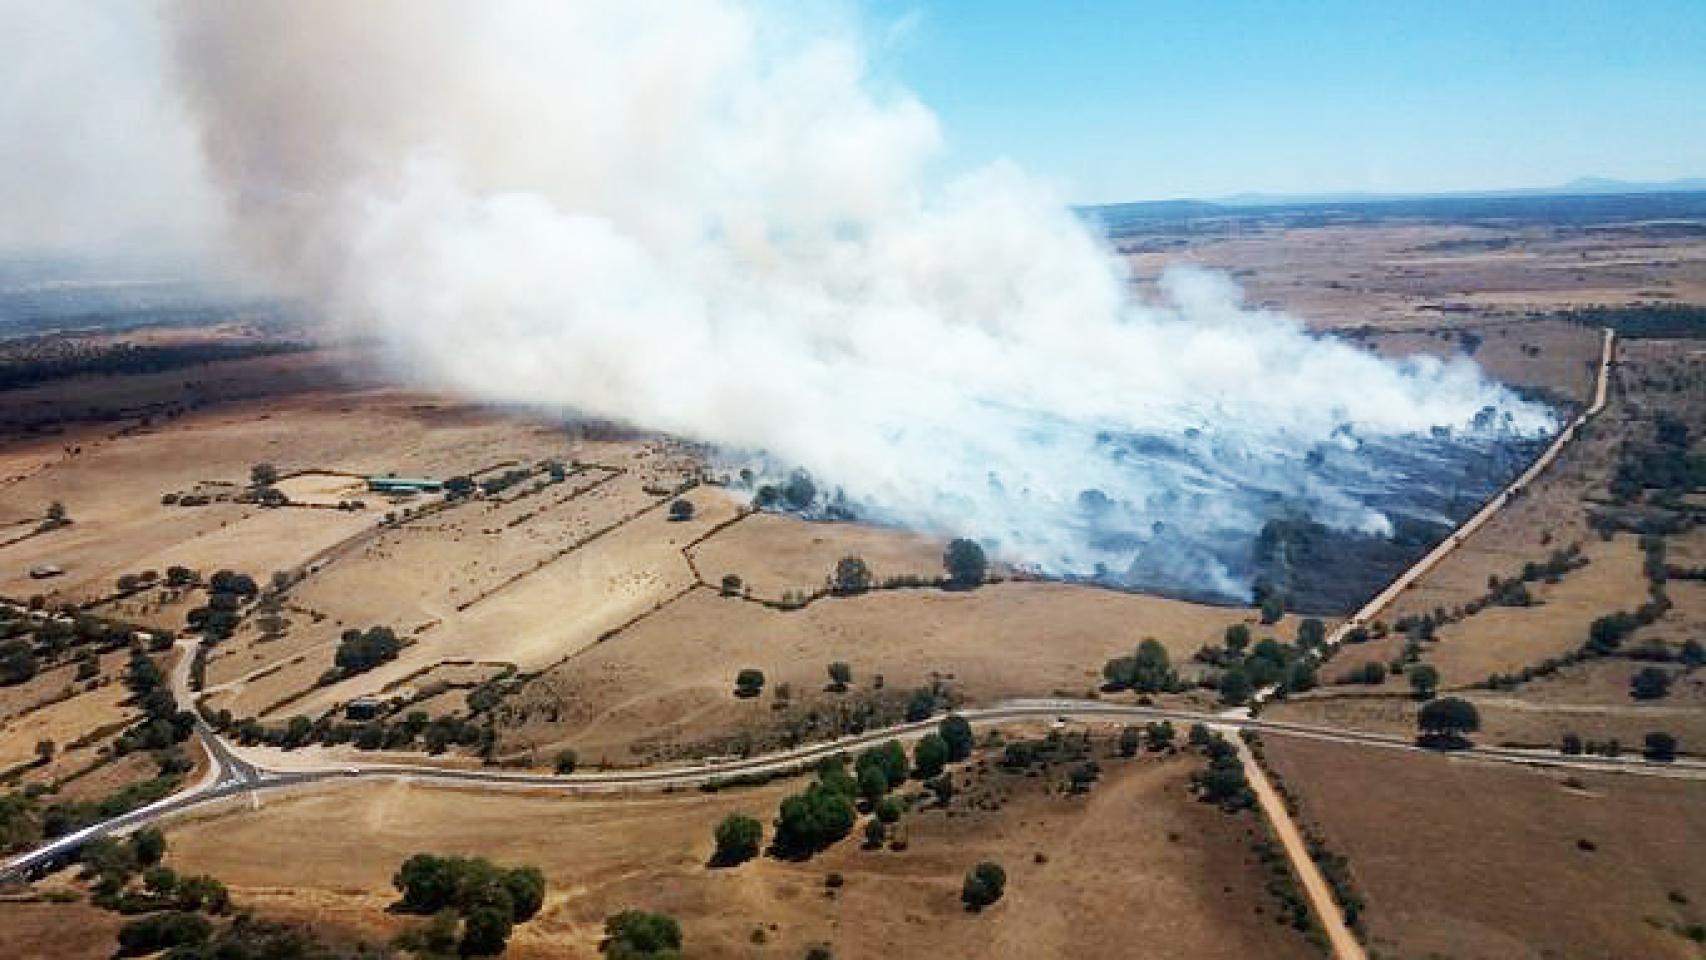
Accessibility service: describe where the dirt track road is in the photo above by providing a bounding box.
[1237,736,1368,960]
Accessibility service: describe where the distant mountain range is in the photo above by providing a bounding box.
[1211,176,1706,208]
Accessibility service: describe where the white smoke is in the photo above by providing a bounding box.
[158,0,1552,596]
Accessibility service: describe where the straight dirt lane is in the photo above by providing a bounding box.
[1236,736,1368,960]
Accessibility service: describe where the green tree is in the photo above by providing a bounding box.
[943,538,987,589]
[713,814,763,866]
[1118,725,1142,757]
[461,906,514,956]
[857,740,909,787]
[604,910,683,958]
[775,780,857,857]
[782,472,817,511]
[914,733,949,778]
[1297,617,1326,649]
[938,714,974,762]
[249,463,279,487]
[1145,721,1175,752]
[1631,666,1673,700]
[502,866,547,921]
[1643,731,1678,763]
[1218,667,1253,706]
[1407,663,1441,700]
[1259,593,1286,624]
[668,498,695,521]
[1130,638,1176,693]
[832,556,872,595]
[1223,623,1251,654]
[1417,697,1480,743]
[863,817,886,848]
[130,827,166,866]
[0,639,38,686]
[961,861,1007,910]
[554,749,579,774]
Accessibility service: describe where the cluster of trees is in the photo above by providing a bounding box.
[1558,303,1706,339]
[186,569,258,641]
[752,470,819,512]
[392,853,547,956]
[1189,726,1253,811]
[114,649,195,756]
[230,707,492,756]
[1101,638,1179,694]
[768,715,975,860]
[332,625,402,676]
[1611,411,1705,502]
[1195,625,1317,705]
[0,636,36,685]
[82,829,230,915]
[0,339,307,392]
[1118,721,1176,757]
[773,759,859,857]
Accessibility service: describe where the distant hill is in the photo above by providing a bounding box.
[1214,176,1706,208]
[1083,178,1706,235]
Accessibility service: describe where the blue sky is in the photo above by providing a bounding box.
[860,0,1706,203]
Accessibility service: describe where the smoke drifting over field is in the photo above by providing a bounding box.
[160,1,1552,599]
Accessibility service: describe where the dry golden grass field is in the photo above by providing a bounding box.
[1260,735,1706,960]
[159,735,1318,960]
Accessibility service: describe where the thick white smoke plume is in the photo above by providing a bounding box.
[164,1,1554,598]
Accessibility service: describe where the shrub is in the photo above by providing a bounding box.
[668,499,695,521]
[734,668,765,698]
[831,556,872,595]
[603,909,682,958]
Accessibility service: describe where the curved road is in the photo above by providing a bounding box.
[6,690,1700,882]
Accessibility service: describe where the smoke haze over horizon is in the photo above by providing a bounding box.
[6,1,1558,600]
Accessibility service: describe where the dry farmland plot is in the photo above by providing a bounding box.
[1364,317,1604,403]
[1125,222,1706,330]
[1261,735,1706,960]
[0,899,131,960]
[688,512,948,600]
[163,747,1316,960]
[0,678,131,768]
[0,388,583,602]
[1416,534,1651,686]
[499,578,1317,764]
[271,484,740,720]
